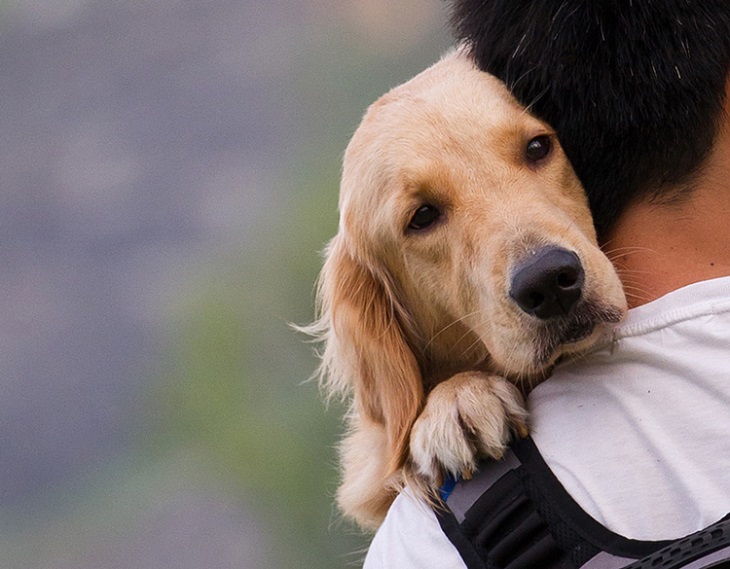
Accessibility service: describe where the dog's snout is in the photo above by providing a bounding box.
[509,247,585,319]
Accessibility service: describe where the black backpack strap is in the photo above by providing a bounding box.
[619,514,730,569]
[435,436,730,569]
[436,443,619,568]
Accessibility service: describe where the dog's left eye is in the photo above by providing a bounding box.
[526,135,552,162]
[408,205,441,231]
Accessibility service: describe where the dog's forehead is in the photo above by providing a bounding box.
[370,52,527,138]
[339,52,546,215]
[344,53,547,182]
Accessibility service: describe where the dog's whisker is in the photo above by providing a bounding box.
[604,248,658,264]
[423,310,481,352]
[619,282,655,301]
[453,317,489,359]
[618,276,655,296]
[616,268,654,277]
[623,290,655,303]
[603,245,656,257]
[599,236,655,254]
[565,349,593,372]
[620,279,652,289]
[459,337,484,360]
[602,244,653,252]
[500,336,526,381]
[615,270,655,295]
[423,314,486,364]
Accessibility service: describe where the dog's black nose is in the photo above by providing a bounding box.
[509,247,584,319]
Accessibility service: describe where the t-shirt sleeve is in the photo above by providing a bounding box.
[362,489,467,569]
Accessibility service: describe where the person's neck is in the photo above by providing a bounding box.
[603,108,730,309]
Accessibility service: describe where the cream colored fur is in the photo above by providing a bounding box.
[302,49,626,530]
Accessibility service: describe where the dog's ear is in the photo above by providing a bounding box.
[310,236,424,475]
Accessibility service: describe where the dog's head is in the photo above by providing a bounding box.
[310,49,626,480]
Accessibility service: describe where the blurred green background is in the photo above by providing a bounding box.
[0,1,449,567]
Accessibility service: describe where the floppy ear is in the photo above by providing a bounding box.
[310,236,425,475]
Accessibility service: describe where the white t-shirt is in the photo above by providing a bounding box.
[364,277,730,569]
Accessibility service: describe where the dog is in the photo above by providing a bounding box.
[302,48,627,530]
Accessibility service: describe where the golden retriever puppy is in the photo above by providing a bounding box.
[303,48,627,530]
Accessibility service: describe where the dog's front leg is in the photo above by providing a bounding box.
[409,372,528,486]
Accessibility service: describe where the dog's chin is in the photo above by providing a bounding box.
[533,299,625,369]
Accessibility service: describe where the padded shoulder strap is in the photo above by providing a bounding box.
[620,517,730,569]
[435,437,730,569]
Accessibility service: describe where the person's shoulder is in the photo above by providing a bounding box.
[363,488,467,569]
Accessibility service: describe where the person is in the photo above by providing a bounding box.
[363,3,730,567]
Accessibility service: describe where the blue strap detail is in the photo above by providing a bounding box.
[440,474,460,502]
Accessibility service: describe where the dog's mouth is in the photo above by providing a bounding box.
[533,299,624,366]
[558,320,595,344]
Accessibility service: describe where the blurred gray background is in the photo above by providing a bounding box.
[0,1,449,567]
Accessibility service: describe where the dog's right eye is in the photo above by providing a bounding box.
[526,135,552,163]
[408,205,441,231]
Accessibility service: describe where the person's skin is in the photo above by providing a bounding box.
[605,81,730,309]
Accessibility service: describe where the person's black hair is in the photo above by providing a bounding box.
[450,1,730,237]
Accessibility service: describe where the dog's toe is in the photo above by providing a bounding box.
[410,404,478,484]
[409,372,528,487]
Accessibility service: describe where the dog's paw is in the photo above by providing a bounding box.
[409,372,528,486]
